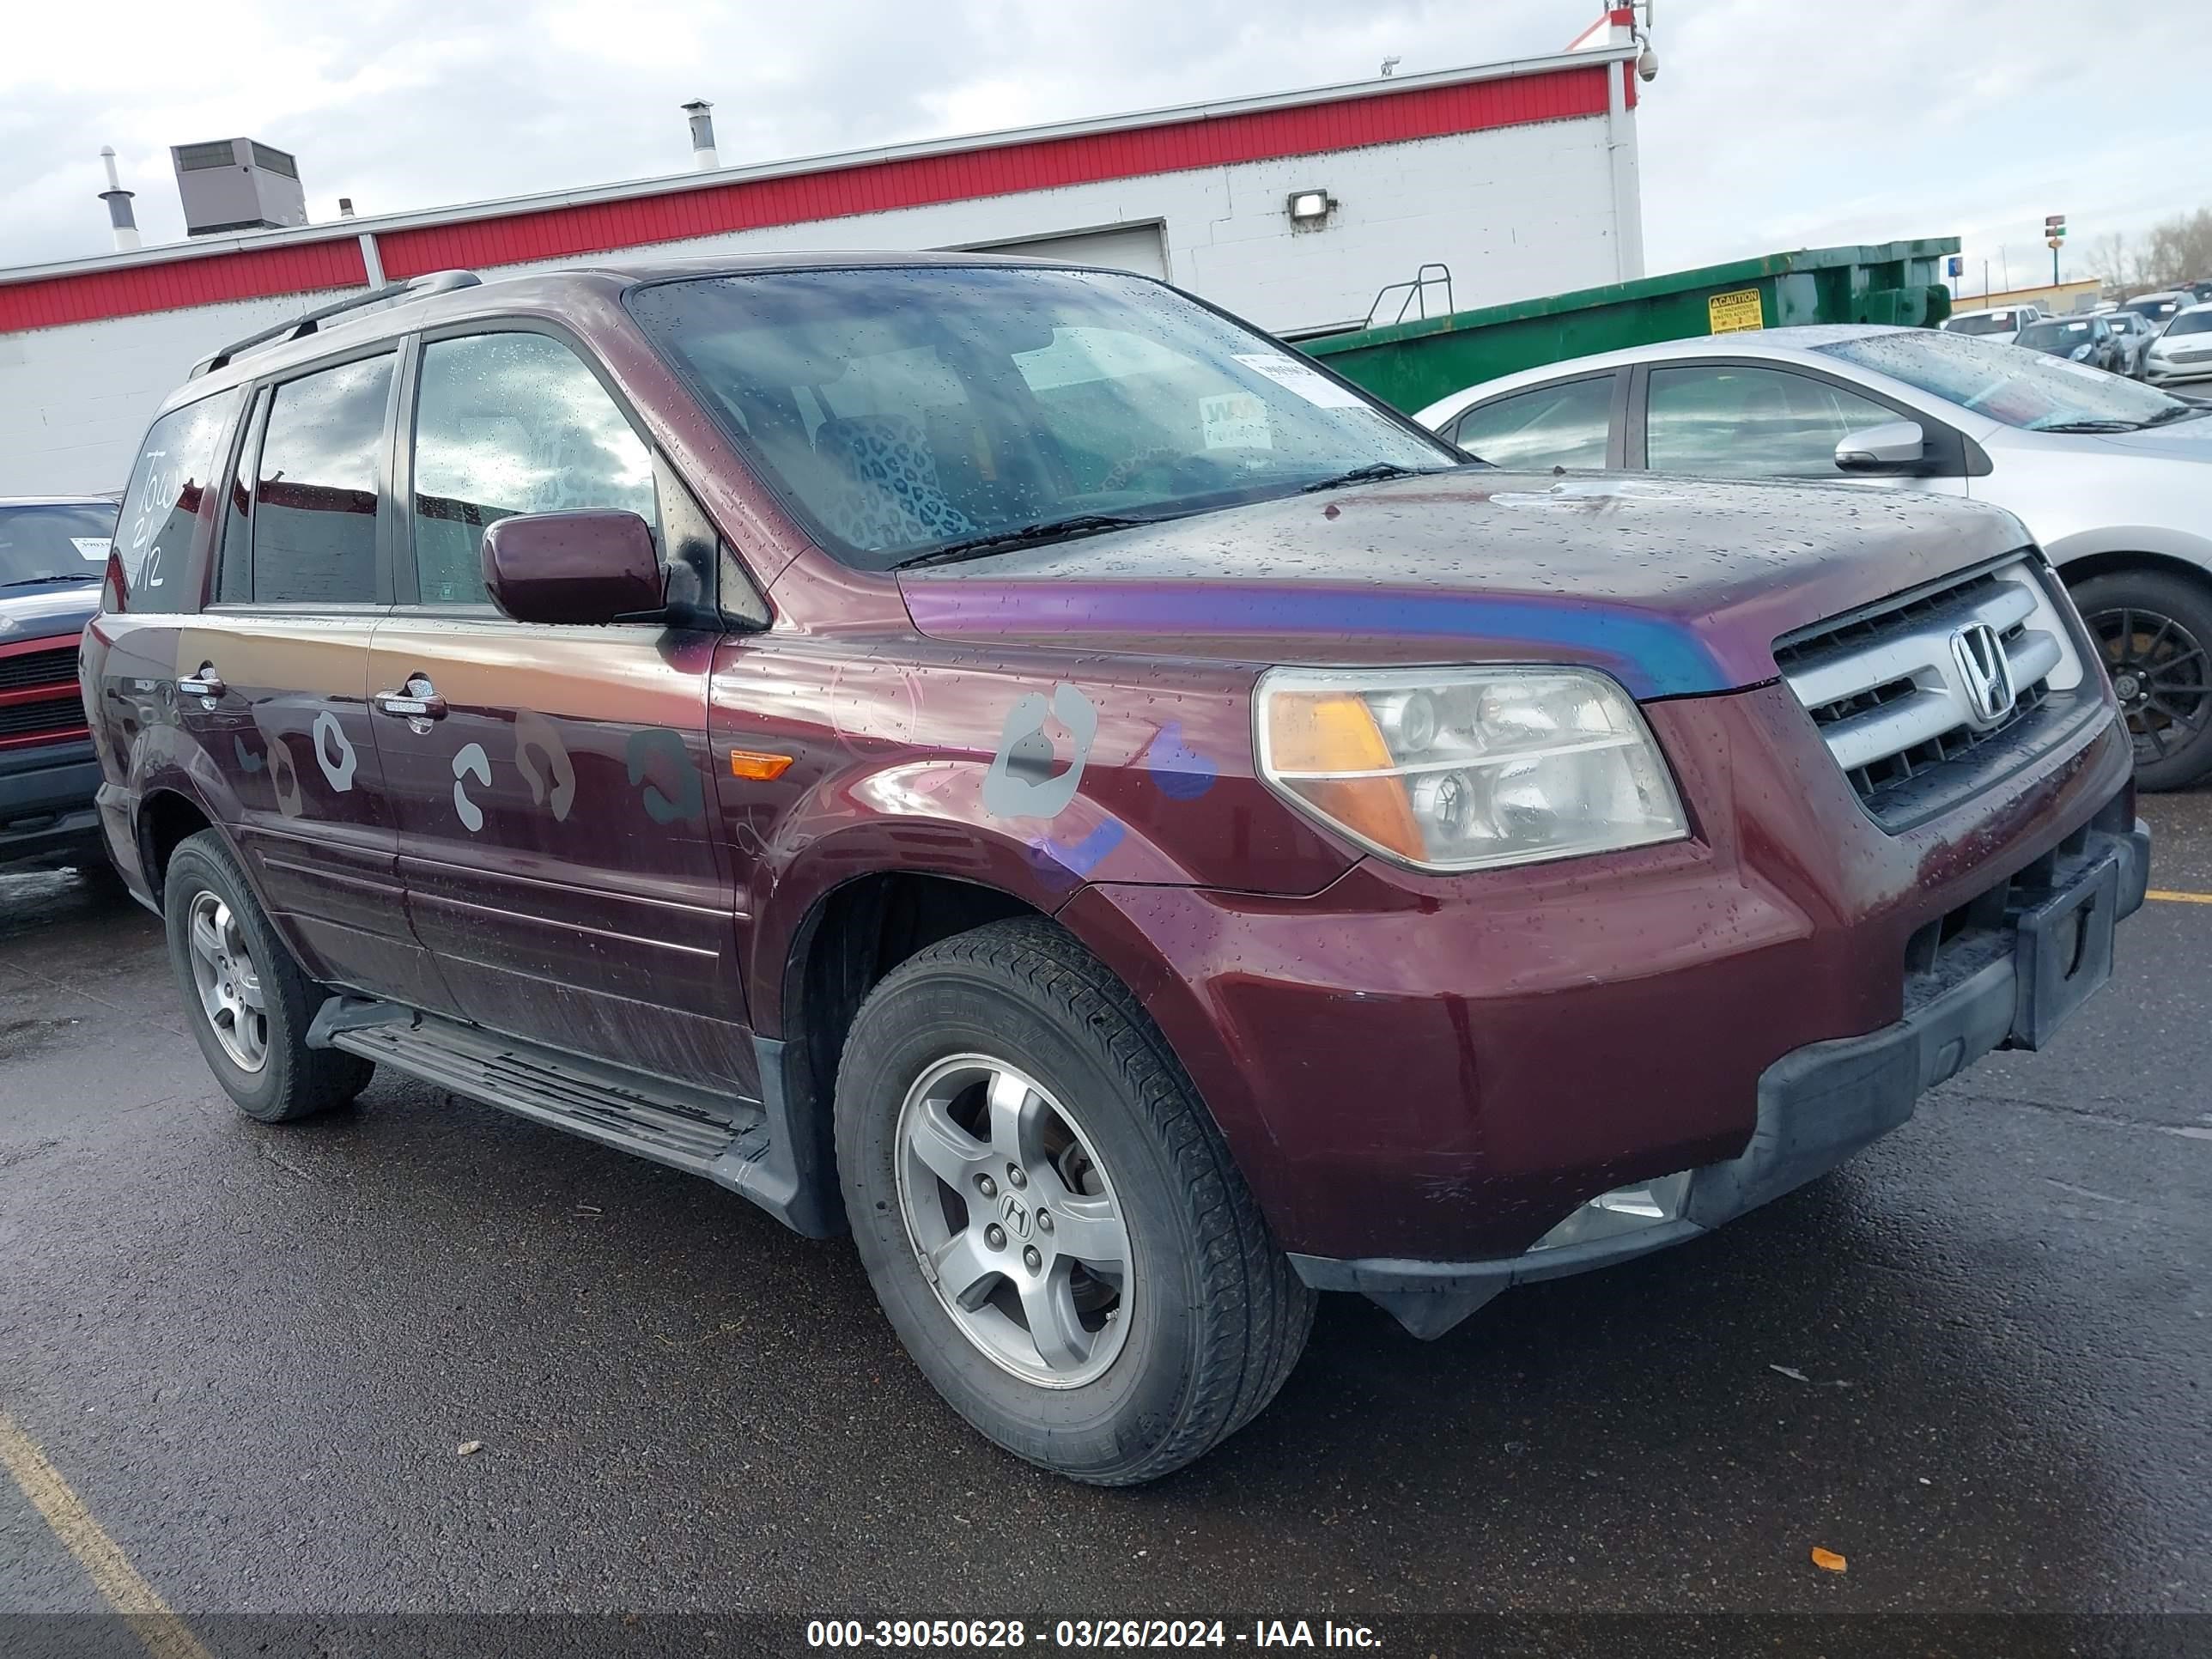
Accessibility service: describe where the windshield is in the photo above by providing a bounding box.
[0,502,118,588]
[2128,298,2182,322]
[1946,312,2019,336]
[2016,320,2091,350]
[2166,310,2212,337]
[625,265,1460,569]
[1817,329,2196,430]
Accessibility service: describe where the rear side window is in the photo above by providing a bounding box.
[112,389,240,612]
[1451,377,1613,470]
[252,355,395,605]
[409,332,658,605]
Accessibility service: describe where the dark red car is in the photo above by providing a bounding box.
[86,257,2148,1483]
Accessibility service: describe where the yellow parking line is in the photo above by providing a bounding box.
[0,1411,214,1659]
[2147,889,2212,906]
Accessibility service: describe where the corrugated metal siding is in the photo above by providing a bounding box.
[3,66,1607,328]
[0,240,366,333]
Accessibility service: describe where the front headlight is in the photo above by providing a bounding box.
[2069,343,2094,361]
[1254,665,1688,872]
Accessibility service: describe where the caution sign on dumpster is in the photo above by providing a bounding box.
[1707,289,1765,333]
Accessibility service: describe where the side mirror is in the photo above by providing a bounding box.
[481,510,664,625]
[1834,420,1928,475]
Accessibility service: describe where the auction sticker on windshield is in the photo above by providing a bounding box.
[71,538,112,561]
[1200,392,1271,449]
[1232,352,1366,407]
[1707,289,1765,333]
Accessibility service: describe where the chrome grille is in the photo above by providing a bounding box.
[1778,556,2086,827]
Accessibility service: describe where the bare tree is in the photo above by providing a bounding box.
[2141,208,2212,289]
[2087,229,2134,292]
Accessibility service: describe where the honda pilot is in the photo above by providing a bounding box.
[86,256,2148,1484]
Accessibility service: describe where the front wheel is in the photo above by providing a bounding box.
[836,918,1313,1485]
[2072,569,2212,790]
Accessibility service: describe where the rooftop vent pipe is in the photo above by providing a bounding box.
[682,100,718,171]
[99,147,140,252]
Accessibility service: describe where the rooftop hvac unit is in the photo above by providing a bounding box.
[171,138,308,235]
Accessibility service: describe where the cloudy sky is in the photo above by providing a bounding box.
[0,0,2198,296]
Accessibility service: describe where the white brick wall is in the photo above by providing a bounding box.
[0,112,1632,496]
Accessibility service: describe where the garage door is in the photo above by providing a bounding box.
[959,223,1169,279]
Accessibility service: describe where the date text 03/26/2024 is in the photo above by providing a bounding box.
[805,1619,1382,1649]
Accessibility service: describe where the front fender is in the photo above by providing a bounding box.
[2045,521,2212,575]
[714,637,1357,1033]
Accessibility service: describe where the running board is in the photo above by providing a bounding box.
[317,1002,839,1236]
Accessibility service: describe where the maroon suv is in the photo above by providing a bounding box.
[87,256,2148,1484]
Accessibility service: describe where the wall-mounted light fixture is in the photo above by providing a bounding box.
[1286,189,1336,227]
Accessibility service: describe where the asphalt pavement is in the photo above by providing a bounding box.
[2,790,2208,1654]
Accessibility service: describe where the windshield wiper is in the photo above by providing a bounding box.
[2,573,100,589]
[2142,402,2211,426]
[2035,419,2142,434]
[1297,461,1437,494]
[894,513,1168,569]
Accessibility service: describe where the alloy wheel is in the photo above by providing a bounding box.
[186,890,269,1073]
[894,1054,1133,1388]
[2087,605,2212,767]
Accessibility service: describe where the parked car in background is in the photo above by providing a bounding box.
[2015,313,2126,373]
[2123,291,2194,330]
[2098,309,2154,378]
[82,258,2146,1483]
[2143,301,2212,390]
[1,496,118,874]
[1419,325,2212,787]
[1942,305,2040,345]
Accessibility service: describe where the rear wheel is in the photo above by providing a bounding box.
[2071,569,2212,791]
[836,917,1313,1485]
[162,830,373,1122]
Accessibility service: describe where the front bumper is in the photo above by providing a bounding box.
[1290,821,2150,1336]
[0,737,105,872]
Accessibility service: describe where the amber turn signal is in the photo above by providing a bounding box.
[729,749,795,781]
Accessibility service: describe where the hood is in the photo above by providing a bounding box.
[2088,413,2212,460]
[0,583,100,647]
[897,470,2031,700]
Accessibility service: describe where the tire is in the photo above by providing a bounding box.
[162,829,373,1122]
[2069,568,2212,791]
[836,917,1314,1485]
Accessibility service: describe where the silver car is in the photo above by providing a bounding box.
[2096,308,2154,378]
[2143,301,2212,390]
[1416,325,2212,787]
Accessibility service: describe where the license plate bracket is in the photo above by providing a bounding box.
[2008,848,2120,1050]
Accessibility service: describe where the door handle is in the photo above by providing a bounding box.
[373,678,448,720]
[178,665,226,699]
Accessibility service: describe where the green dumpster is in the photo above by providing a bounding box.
[1298,240,1960,415]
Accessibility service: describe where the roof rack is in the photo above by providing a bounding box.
[190,269,483,377]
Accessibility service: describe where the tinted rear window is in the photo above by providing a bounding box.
[112,390,241,612]
[1946,312,2019,336]
[251,356,394,605]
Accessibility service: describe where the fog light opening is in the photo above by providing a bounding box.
[1531,1170,1692,1252]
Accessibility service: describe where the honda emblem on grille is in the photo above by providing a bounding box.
[1950,622,2016,727]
